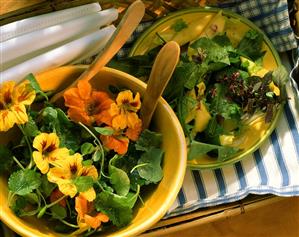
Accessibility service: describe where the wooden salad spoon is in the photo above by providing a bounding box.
[50,0,145,103]
[140,41,180,129]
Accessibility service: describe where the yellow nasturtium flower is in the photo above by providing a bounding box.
[47,153,98,201]
[0,81,35,132]
[32,133,69,174]
[109,90,141,130]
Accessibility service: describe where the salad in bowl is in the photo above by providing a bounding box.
[0,66,186,236]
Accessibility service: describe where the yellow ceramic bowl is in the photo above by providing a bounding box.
[130,8,283,169]
[0,66,187,237]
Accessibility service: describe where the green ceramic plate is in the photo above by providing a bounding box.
[130,8,283,169]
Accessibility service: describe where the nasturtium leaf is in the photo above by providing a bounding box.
[94,127,114,136]
[137,147,164,183]
[8,169,42,196]
[40,175,56,198]
[92,149,102,162]
[94,188,140,227]
[11,196,27,216]
[23,116,39,137]
[109,155,130,196]
[81,142,95,156]
[50,204,67,220]
[135,129,162,152]
[73,176,94,192]
[0,145,14,173]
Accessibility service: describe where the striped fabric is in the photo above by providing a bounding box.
[218,0,297,52]
[165,74,299,218]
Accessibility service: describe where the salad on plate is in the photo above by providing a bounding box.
[109,10,288,167]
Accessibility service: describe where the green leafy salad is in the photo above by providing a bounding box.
[109,12,288,162]
[0,74,164,235]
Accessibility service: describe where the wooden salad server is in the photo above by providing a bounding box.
[140,41,180,129]
[50,0,145,103]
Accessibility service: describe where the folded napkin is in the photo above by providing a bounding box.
[1,8,118,69]
[0,25,115,83]
[0,3,101,42]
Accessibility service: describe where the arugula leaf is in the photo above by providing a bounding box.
[25,73,48,101]
[137,147,164,183]
[109,155,130,196]
[212,34,234,52]
[8,169,42,196]
[177,94,197,136]
[135,129,162,152]
[190,37,230,65]
[0,145,14,173]
[236,29,265,61]
[171,18,188,32]
[188,140,239,161]
[73,176,94,192]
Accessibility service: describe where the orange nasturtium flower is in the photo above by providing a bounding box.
[100,134,129,155]
[32,133,69,174]
[75,195,109,230]
[47,153,98,201]
[109,90,142,130]
[0,81,35,132]
[64,80,113,126]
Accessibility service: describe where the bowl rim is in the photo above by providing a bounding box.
[0,66,187,237]
[129,7,284,169]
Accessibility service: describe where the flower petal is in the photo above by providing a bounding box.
[13,82,36,105]
[80,188,96,202]
[0,110,16,132]
[0,81,15,105]
[80,165,98,180]
[33,151,50,174]
[126,112,140,129]
[112,113,127,130]
[64,87,85,110]
[11,104,28,125]
[57,180,77,198]
[75,195,88,219]
[101,135,129,155]
[125,118,142,141]
[78,80,92,100]
[116,90,133,106]
[67,108,92,125]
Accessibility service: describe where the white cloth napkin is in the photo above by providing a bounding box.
[1,8,118,70]
[0,25,116,83]
[0,3,102,42]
